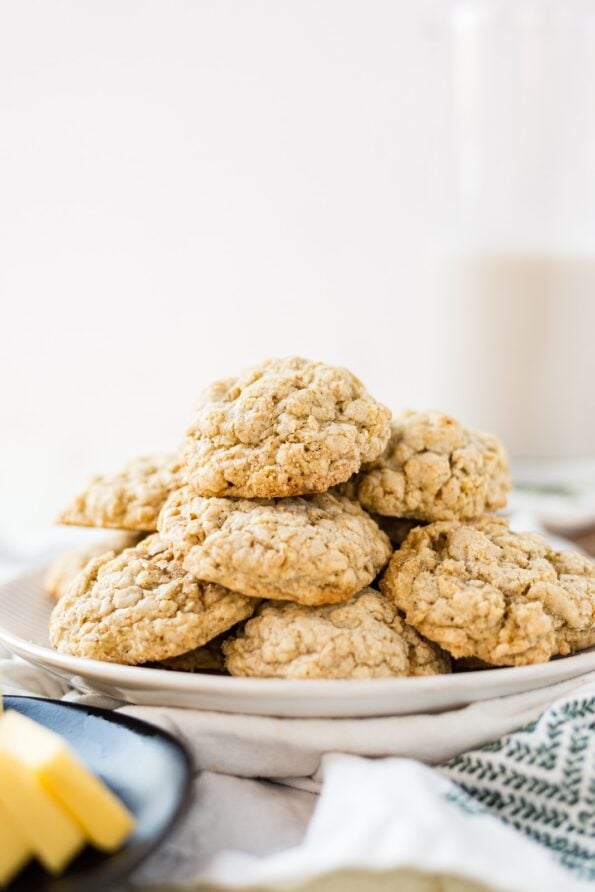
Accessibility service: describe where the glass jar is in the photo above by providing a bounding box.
[433,0,595,492]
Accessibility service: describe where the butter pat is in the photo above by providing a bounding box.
[0,711,135,852]
[0,799,30,887]
[0,746,84,874]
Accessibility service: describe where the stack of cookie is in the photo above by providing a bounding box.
[48,357,595,678]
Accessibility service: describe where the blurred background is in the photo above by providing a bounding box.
[1,0,594,548]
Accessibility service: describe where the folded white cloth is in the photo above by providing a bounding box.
[196,745,595,892]
[118,674,595,785]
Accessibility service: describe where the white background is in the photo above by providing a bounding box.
[1,1,594,540]
[0,1,454,535]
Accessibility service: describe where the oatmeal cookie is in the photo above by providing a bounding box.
[183,357,391,498]
[223,588,451,679]
[49,535,257,664]
[44,533,144,601]
[371,516,423,549]
[329,478,361,501]
[58,454,185,532]
[380,516,595,666]
[158,488,392,606]
[145,635,226,672]
[357,411,510,522]
[453,657,495,672]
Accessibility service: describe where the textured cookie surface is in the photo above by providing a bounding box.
[358,411,511,522]
[223,588,451,679]
[43,533,144,601]
[49,535,257,664]
[183,357,392,498]
[158,488,392,606]
[380,517,595,666]
[58,454,185,532]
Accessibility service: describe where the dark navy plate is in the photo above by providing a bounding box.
[3,696,193,892]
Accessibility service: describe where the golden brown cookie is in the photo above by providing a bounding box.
[158,487,392,606]
[358,411,510,522]
[453,657,496,672]
[329,478,361,501]
[58,454,185,532]
[182,357,392,498]
[49,535,257,664]
[223,588,451,679]
[43,533,145,601]
[371,516,423,549]
[380,516,595,666]
[145,635,227,672]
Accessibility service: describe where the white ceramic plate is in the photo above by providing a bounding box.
[1,566,595,718]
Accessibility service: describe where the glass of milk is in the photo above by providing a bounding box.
[434,0,595,492]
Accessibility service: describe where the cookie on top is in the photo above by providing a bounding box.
[182,357,392,499]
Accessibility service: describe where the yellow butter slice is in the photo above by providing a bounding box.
[0,746,84,874]
[0,711,135,853]
[0,798,30,887]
